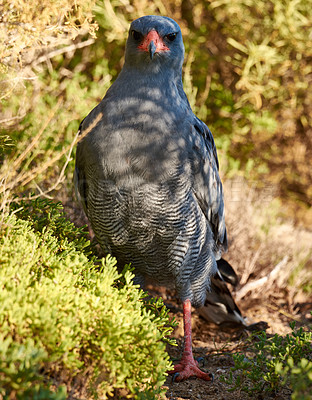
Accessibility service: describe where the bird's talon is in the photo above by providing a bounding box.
[172,372,180,383]
[195,356,205,367]
[75,14,229,386]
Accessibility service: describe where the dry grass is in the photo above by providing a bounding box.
[1,0,310,299]
[223,178,312,307]
[0,0,97,108]
[1,2,311,398]
[0,0,97,60]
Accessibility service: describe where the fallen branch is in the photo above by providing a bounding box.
[235,255,289,301]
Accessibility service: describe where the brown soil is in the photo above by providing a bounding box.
[64,178,312,400]
[157,284,312,400]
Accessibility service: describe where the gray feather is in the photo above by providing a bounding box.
[75,15,227,308]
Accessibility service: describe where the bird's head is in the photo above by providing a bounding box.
[124,15,185,74]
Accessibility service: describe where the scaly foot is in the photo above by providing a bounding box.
[168,300,213,382]
[169,354,213,382]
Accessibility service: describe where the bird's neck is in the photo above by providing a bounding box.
[120,64,181,87]
[109,65,187,105]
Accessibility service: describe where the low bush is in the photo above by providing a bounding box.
[221,321,312,399]
[0,199,175,399]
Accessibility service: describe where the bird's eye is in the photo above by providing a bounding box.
[131,30,143,41]
[166,33,177,42]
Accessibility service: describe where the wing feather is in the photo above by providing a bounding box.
[191,116,227,254]
[74,120,88,214]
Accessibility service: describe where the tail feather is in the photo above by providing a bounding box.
[215,258,239,286]
[198,258,246,327]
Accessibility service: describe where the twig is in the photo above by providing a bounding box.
[264,302,302,322]
[235,256,289,301]
[241,243,265,285]
[0,98,63,192]
[13,98,63,170]
[26,128,81,201]
[20,111,103,187]
[31,38,95,67]
[1,111,103,202]
[0,113,27,125]
[0,76,37,84]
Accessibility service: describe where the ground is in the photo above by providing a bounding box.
[65,179,312,400]
[147,283,312,400]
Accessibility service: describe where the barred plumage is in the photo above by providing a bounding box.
[75,15,228,381]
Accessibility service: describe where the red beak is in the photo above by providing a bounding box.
[137,30,169,59]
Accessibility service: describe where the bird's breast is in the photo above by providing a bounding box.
[89,100,192,186]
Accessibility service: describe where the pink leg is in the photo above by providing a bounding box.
[168,299,213,382]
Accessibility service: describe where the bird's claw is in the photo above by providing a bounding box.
[195,356,205,367]
[172,372,180,383]
[168,358,213,382]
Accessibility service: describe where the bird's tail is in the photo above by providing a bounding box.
[198,258,246,327]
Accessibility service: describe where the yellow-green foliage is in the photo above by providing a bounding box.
[0,200,174,399]
[208,0,312,212]
[1,0,311,223]
[0,0,97,69]
[0,2,311,397]
[221,322,312,399]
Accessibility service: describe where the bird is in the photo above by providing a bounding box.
[201,259,268,331]
[75,15,228,382]
[200,258,246,327]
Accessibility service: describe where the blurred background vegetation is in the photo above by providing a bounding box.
[1,1,311,398]
[1,0,311,224]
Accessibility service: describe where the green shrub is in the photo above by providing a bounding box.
[0,200,175,399]
[221,321,312,399]
[207,0,312,219]
[1,0,311,223]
